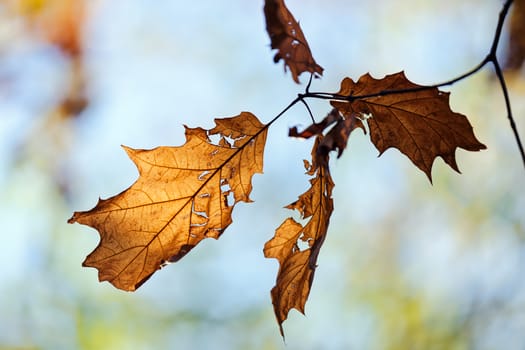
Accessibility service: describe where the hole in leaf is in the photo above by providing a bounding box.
[222,191,234,207]
[191,201,208,222]
[360,112,372,120]
[208,133,221,144]
[160,259,172,268]
[198,170,211,181]
[220,178,231,193]
[192,210,208,219]
[296,236,311,251]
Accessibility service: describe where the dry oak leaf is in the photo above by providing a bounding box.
[264,136,333,337]
[68,112,268,291]
[330,72,486,181]
[264,0,323,83]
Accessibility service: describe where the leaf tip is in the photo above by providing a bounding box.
[67,213,78,224]
[121,145,141,163]
[279,323,286,341]
[121,144,134,154]
[425,172,434,185]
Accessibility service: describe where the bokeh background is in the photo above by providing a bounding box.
[1,0,524,349]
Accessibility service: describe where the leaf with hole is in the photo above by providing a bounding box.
[264,0,323,83]
[264,136,334,336]
[68,112,267,291]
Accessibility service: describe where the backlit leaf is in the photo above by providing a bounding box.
[68,112,268,291]
[264,136,333,337]
[331,72,487,181]
[264,0,323,83]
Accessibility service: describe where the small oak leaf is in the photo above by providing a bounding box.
[331,71,486,181]
[264,136,333,337]
[68,112,267,291]
[319,114,366,158]
[264,0,323,83]
[289,108,340,139]
[317,111,366,159]
[289,108,366,165]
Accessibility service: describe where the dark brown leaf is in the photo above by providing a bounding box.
[505,0,525,70]
[289,108,365,165]
[68,112,267,291]
[289,108,340,139]
[318,112,366,159]
[264,0,323,83]
[331,72,486,181]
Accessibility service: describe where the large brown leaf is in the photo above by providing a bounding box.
[264,136,333,337]
[331,72,487,181]
[68,112,267,291]
[264,0,323,83]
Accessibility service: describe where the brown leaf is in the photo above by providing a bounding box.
[264,136,333,337]
[331,72,486,181]
[288,108,340,139]
[505,0,525,70]
[318,112,366,159]
[68,112,267,291]
[264,0,323,83]
[289,108,365,166]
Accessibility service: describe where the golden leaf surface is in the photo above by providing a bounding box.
[69,112,267,291]
[331,72,487,181]
[264,0,323,83]
[264,136,333,337]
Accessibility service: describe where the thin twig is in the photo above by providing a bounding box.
[303,54,491,102]
[492,57,525,167]
[486,0,525,168]
[488,0,513,57]
[300,98,316,124]
[305,73,314,93]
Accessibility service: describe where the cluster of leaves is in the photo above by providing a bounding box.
[69,0,522,338]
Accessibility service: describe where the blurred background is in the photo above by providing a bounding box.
[0,0,524,349]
